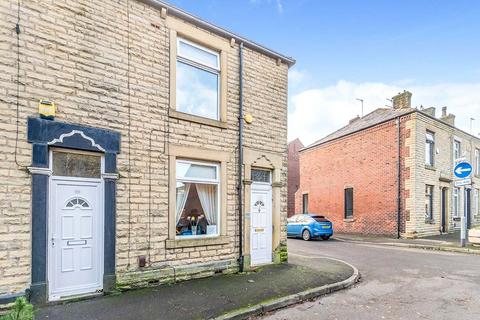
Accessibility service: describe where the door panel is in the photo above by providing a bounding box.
[250,184,272,266]
[49,179,103,300]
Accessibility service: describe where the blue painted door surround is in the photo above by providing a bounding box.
[27,117,120,304]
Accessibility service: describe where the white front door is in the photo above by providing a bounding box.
[49,178,103,300]
[250,183,273,266]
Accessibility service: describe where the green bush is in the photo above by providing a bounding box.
[0,297,34,320]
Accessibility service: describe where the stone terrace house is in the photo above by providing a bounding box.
[296,91,480,238]
[0,0,294,305]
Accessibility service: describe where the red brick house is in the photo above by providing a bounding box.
[287,139,304,217]
[295,91,480,238]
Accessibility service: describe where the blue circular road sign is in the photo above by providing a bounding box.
[454,162,472,179]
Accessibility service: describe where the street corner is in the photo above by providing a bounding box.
[215,259,359,320]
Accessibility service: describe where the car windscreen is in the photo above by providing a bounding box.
[311,216,328,222]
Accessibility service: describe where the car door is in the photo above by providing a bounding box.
[286,216,295,236]
[291,214,302,237]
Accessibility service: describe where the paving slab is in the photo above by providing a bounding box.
[36,260,356,320]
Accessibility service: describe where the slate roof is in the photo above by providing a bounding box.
[304,108,415,150]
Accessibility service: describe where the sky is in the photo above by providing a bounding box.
[168,0,480,145]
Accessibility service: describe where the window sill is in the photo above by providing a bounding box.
[425,165,436,171]
[170,110,228,129]
[344,218,355,222]
[165,235,229,249]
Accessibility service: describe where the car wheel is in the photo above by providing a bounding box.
[302,230,311,241]
[321,235,330,241]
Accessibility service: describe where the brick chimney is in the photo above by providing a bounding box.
[392,90,412,110]
[440,106,455,126]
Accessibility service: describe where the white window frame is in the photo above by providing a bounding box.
[425,185,434,221]
[175,159,221,239]
[453,187,460,217]
[475,149,480,176]
[176,38,221,120]
[425,131,435,166]
[453,139,462,161]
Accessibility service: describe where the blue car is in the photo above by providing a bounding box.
[287,214,333,241]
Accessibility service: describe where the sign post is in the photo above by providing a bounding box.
[454,161,472,247]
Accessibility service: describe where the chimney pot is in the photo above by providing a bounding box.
[442,106,447,117]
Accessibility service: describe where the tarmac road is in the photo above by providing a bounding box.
[261,238,480,320]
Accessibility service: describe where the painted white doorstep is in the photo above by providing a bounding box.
[250,183,273,266]
[48,178,103,301]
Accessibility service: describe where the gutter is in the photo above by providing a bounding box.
[138,0,296,67]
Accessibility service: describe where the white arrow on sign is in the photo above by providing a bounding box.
[455,167,472,175]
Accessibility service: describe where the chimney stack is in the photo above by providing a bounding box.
[440,106,455,126]
[349,115,361,124]
[392,90,412,110]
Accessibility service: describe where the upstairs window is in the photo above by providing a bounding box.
[425,185,434,221]
[344,188,354,218]
[425,131,435,166]
[453,140,461,161]
[176,38,220,120]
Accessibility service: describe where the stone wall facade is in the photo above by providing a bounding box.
[0,0,290,301]
[404,112,480,237]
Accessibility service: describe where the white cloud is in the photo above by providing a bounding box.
[249,0,283,14]
[288,80,480,146]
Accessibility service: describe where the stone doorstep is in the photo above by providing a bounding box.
[212,262,360,320]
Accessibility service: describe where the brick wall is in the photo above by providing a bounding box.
[287,139,303,217]
[0,0,289,295]
[296,117,411,236]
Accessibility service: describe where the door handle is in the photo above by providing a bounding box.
[51,234,56,247]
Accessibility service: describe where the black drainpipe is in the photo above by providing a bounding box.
[238,42,245,272]
[396,116,401,239]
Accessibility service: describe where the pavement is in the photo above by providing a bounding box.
[36,259,356,320]
[261,238,480,320]
[334,231,480,254]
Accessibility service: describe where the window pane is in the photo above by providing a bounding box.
[426,132,434,141]
[345,188,353,218]
[177,161,217,180]
[176,183,218,237]
[302,194,308,213]
[251,169,271,183]
[176,61,219,120]
[52,151,101,178]
[178,39,219,69]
